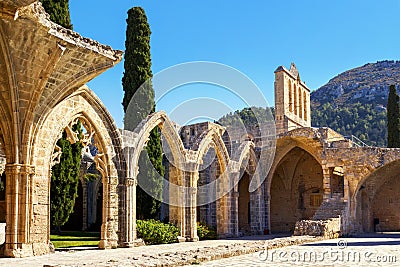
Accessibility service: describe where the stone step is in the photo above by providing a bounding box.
[312,198,347,221]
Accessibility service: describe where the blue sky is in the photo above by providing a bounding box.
[70,0,400,128]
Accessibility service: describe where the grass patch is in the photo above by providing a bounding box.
[50,231,100,248]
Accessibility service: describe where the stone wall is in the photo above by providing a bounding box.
[372,175,400,231]
[294,218,340,238]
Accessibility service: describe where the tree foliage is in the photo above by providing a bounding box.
[387,85,400,148]
[312,102,387,147]
[218,107,275,127]
[39,0,73,30]
[51,121,83,230]
[122,7,164,219]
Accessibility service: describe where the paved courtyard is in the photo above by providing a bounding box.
[194,233,400,267]
[0,233,399,266]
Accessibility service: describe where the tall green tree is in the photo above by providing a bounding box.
[122,7,164,219]
[39,0,73,30]
[387,84,400,148]
[51,121,83,231]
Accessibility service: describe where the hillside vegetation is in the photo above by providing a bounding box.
[311,60,400,147]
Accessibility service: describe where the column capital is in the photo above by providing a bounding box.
[125,177,137,186]
[5,163,35,175]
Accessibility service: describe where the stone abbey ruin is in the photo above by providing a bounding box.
[1,0,400,258]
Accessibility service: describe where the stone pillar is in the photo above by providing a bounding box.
[81,181,88,231]
[322,167,331,199]
[168,165,186,242]
[185,185,199,241]
[4,164,36,258]
[216,170,230,237]
[120,177,137,247]
[98,174,119,249]
[265,192,271,234]
[250,187,264,235]
[231,190,239,237]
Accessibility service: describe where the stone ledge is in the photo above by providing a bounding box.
[11,2,123,62]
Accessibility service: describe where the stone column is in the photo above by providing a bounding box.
[265,192,271,234]
[216,170,230,238]
[98,173,119,249]
[168,165,186,242]
[81,181,88,231]
[118,142,140,247]
[250,187,264,235]
[124,177,137,247]
[185,185,199,241]
[119,177,137,247]
[231,190,239,237]
[322,166,331,199]
[180,166,199,242]
[4,164,36,258]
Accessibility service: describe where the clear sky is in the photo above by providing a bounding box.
[70,0,400,128]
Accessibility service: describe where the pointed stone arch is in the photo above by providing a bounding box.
[268,145,323,233]
[24,85,124,256]
[193,126,231,237]
[352,158,400,233]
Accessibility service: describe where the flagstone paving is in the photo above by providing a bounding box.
[1,233,399,266]
[0,235,319,267]
[193,233,400,267]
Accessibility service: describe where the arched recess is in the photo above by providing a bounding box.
[234,141,257,236]
[267,137,322,191]
[269,147,323,233]
[194,127,230,237]
[31,86,124,251]
[354,159,400,233]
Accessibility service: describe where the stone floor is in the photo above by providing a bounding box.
[0,234,319,267]
[1,233,399,266]
[192,233,400,267]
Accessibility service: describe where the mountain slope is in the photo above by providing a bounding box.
[311,60,400,147]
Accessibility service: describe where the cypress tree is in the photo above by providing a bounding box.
[122,7,164,219]
[39,0,73,30]
[51,121,83,231]
[387,84,400,148]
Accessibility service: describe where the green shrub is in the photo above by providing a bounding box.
[136,219,179,245]
[197,222,217,240]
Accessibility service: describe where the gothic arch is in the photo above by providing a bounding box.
[195,127,230,170]
[268,146,323,233]
[267,138,322,194]
[354,158,400,197]
[192,126,231,236]
[130,111,185,174]
[31,85,123,250]
[353,159,400,233]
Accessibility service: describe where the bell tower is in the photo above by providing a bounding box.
[274,63,311,135]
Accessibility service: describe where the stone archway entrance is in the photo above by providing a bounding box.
[270,147,323,233]
[355,160,400,233]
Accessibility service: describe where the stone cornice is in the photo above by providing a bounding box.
[4,1,123,62]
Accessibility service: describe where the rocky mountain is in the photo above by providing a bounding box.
[311,60,400,147]
[312,60,400,108]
